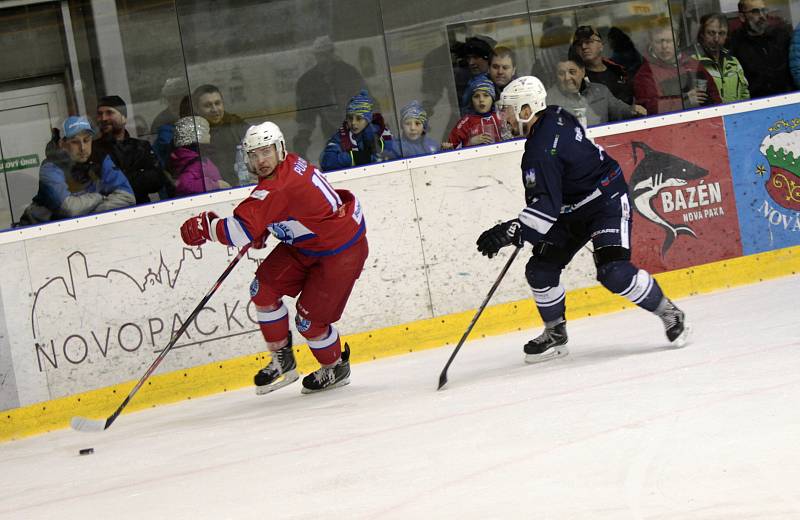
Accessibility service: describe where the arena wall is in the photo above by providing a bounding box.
[2,94,799,441]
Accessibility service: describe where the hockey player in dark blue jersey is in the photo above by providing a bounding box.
[477,76,689,363]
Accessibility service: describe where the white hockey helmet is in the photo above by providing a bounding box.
[498,76,547,130]
[242,121,286,162]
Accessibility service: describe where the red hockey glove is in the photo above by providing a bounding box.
[251,232,269,249]
[180,211,219,246]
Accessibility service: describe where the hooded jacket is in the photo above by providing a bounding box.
[546,79,633,127]
[169,145,223,196]
[691,44,750,103]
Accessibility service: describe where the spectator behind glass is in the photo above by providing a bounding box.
[634,23,722,114]
[151,77,187,167]
[320,89,398,172]
[442,74,505,150]
[729,0,793,98]
[457,36,495,115]
[572,25,635,105]
[790,22,800,87]
[169,116,228,196]
[532,15,576,87]
[691,13,750,103]
[546,53,645,127]
[192,84,249,187]
[20,116,135,224]
[93,95,167,204]
[398,101,439,158]
[607,26,644,77]
[489,46,518,96]
[294,36,367,158]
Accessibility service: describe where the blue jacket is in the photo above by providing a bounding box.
[34,155,133,218]
[320,120,399,171]
[399,136,439,158]
[790,23,800,88]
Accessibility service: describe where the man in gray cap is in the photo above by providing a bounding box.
[93,95,167,203]
[20,116,135,224]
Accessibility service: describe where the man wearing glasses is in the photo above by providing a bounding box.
[729,0,794,98]
[572,25,636,106]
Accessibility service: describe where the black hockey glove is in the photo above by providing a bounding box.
[476,219,523,258]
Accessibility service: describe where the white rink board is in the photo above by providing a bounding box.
[0,146,601,409]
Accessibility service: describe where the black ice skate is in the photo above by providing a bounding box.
[656,298,690,347]
[524,319,569,364]
[254,332,299,395]
[301,344,351,394]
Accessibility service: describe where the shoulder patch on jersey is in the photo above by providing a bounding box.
[574,127,583,142]
[524,168,537,188]
[250,189,269,200]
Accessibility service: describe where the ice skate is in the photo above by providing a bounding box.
[301,344,351,394]
[524,319,569,364]
[656,298,690,348]
[254,333,299,395]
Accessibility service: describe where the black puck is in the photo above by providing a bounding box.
[79,448,94,455]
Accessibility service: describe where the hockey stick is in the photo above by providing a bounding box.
[71,243,252,432]
[437,245,522,390]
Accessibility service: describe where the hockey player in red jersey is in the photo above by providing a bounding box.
[180,122,368,394]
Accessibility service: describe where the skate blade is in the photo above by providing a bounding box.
[671,323,691,348]
[525,345,569,364]
[300,377,351,394]
[255,370,299,395]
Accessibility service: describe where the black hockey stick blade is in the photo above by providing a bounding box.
[437,246,521,391]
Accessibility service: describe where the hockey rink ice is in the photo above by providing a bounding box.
[1,275,799,519]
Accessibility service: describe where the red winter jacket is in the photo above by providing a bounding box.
[446,112,504,149]
[633,51,722,115]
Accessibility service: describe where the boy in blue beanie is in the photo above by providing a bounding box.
[320,89,398,171]
[442,74,505,149]
[398,100,439,158]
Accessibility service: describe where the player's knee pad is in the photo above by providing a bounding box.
[596,260,638,294]
[525,259,561,289]
[249,276,281,307]
[295,314,329,340]
[592,245,631,267]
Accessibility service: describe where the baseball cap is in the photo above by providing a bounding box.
[62,116,96,139]
[573,25,601,44]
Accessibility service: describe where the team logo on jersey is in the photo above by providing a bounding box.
[249,278,260,298]
[250,189,269,200]
[268,222,295,244]
[523,168,537,188]
[295,315,311,333]
[629,141,711,256]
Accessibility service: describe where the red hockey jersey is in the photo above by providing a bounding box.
[211,153,365,256]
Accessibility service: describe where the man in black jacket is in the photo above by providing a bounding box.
[93,95,166,203]
[729,0,794,99]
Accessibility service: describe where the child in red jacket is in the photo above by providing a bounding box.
[442,74,505,150]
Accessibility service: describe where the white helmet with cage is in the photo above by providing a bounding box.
[242,121,286,168]
[497,76,547,133]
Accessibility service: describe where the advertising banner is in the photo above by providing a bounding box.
[595,118,742,273]
[724,106,800,255]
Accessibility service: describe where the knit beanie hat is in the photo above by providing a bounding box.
[467,74,497,100]
[346,89,374,122]
[97,95,127,118]
[400,100,428,131]
[173,116,211,147]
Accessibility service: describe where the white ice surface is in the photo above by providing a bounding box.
[1,276,799,520]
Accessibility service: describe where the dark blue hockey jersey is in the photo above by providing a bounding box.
[517,105,627,244]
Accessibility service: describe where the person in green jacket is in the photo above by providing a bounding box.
[692,12,750,103]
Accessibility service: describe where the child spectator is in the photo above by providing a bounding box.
[168,116,226,196]
[442,74,504,150]
[320,89,398,171]
[398,101,439,158]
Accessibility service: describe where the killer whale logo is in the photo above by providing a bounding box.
[629,141,708,256]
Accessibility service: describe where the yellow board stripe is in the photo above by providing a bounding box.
[2,246,798,441]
